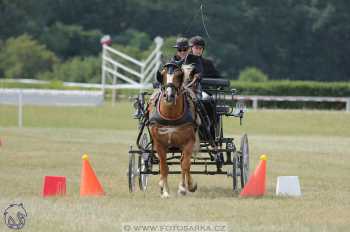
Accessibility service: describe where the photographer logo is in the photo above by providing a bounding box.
[3,203,27,230]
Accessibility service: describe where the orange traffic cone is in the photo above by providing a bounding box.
[240,154,267,197]
[80,154,105,196]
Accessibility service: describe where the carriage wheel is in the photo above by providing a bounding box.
[128,148,137,193]
[239,134,249,188]
[138,131,152,191]
[138,153,151,191]
[232,155,238,191]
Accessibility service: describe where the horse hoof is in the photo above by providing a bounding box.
[161,192,170,199]
[189,182,198,192]
[177,189,187,196]
[177,184,187,196]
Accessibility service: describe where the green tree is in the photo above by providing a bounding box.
[239,67,269,82]
[48,0,129,33]
[39,56,101,83]
[40,22,102,59]
[1,0,350,81]
[113,29,152,51]
[0,0,28,40]
[0,34,59,79]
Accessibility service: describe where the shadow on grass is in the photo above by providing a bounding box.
[193,186,296,200]
[194,186,239,198]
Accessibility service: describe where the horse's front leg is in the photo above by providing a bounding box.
[178,142,197,195]
[156,145,170,198]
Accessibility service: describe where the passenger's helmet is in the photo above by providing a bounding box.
[189,36,205,48]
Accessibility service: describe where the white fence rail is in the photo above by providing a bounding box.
[101,36,163,93]
[0,89,103,106]
[0,89,104,127]
[233,95,350,112]
[0,78,148,90]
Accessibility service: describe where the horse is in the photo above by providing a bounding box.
[148,63,200,198]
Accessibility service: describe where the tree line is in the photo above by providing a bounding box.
[0,0,349,82]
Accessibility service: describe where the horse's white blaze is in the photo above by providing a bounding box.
[166,73,174,84]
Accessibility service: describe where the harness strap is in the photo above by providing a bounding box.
[148,93,195,127]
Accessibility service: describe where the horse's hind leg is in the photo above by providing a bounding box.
[156,145,170,198]
[178,142,197,195]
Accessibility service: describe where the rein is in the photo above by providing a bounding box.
[181,75,199,94]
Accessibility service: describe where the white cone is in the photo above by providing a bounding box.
[276,176,302,197]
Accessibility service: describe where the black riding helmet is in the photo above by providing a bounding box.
[189,36,205,48]
[172,37,189,49]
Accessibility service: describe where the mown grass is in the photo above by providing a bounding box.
[1,101,350,136]
[0,102,350,232]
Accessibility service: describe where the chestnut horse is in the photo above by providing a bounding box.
[149,63,199,198]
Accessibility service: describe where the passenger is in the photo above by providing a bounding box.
[189,36,220,78]
[189,36,219,141]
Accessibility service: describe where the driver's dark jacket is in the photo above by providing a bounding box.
[169,55,219,77]
[169,55,184,67]
[200,57,220,78]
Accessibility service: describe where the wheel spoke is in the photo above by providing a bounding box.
[139,154,151,191]
[128,150,137,193]
[240,134,249,188]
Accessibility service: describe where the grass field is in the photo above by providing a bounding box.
[1,102,350,232]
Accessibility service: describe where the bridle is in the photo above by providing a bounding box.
[159,63,184,94]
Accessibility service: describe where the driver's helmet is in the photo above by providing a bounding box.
[172,37,189,49]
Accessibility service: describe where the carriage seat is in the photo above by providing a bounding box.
[200,78,231,115]
[216,105,230,114]
[201,78,230,90]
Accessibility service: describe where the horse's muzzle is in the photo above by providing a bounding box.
[165,87,176,103]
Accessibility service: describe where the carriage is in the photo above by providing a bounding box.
[127,74,250,195]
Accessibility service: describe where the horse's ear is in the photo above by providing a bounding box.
[156,70,163,83]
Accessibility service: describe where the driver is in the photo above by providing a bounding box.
[170,37,190,65]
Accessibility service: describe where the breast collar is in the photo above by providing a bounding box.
[149,95,194,126]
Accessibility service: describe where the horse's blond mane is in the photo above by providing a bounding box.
[182,64,195,81]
